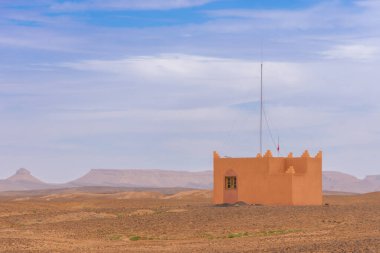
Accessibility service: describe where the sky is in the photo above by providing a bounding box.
[0,0,379,182]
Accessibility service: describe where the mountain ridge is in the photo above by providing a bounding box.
[0,168,379,193]
[70,169,213,189]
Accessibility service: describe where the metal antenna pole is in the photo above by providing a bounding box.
[260,62,263,155]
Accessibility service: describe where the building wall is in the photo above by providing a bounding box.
[291,158,322,205]
[213,150,322,206]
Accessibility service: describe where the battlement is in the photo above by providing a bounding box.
[213,150,322,160]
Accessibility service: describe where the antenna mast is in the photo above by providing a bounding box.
[260,61,263,155]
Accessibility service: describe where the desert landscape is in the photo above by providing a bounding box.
[2,0,380,252]
[0,187,379,252]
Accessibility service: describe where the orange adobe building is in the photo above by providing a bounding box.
[213,150,322,205]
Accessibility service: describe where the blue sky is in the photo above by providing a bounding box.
[1,0,380,182]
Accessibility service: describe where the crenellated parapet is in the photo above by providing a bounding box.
[301,150,310,158]
[213,150,322,160]
[264,150,273,157]
[213,151,220,160]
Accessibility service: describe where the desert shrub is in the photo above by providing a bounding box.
[129,235,141,241]
[228,232,249,238]
[257,229,300,237]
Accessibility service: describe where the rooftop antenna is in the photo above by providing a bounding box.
[260,42,263,155]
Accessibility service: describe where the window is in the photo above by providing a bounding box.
[225,176,237,190]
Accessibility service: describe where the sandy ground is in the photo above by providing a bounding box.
[0,189,379,252]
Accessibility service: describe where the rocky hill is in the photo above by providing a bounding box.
[0,168,58,191]
[323,171,380,193]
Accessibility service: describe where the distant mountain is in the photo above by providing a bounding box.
[72,169,379,193]
[0,168,56,191]
[0,168,379,193]
[323,171,380,193]
[6,168,43,184]
[70,169,213,189]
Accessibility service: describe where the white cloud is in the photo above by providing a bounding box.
[202,2,355,31]
[2,0,380,180]
[2,52,380,180]
[0,26,86,52]
[355,0,380,8]
[50,0,214,11]
[61,54,305,91]
[321,44,379,60]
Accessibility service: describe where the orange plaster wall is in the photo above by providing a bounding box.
[213,151,322,206]
[291,159,322,205]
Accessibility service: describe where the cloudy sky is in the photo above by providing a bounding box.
[1,0,379,182]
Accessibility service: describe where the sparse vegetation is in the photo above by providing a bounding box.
[256,229,301,237]
[226,229,301,239]
[108,234,123,241]
[129,235,141,241]
[228,232,249,238]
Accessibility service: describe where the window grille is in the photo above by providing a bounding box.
[225,176,237,190]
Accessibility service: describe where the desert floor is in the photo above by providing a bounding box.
[0,188,379,252]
